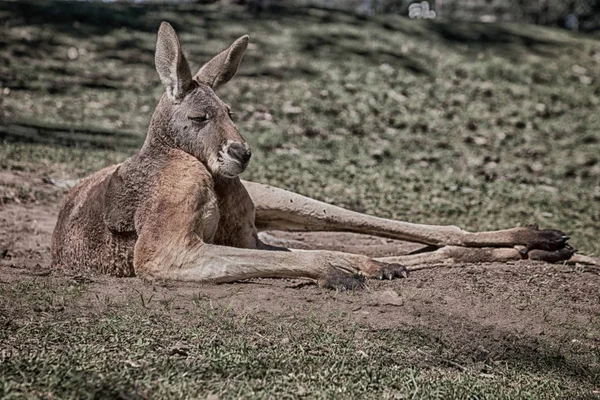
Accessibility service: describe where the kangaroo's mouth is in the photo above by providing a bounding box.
[216,143,250,178]
[217,161,247,179]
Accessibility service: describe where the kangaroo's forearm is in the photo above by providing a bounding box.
[142,243,356,283]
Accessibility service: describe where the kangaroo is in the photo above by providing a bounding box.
[51,22,591,290]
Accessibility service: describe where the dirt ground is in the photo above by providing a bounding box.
[2,171,599,367]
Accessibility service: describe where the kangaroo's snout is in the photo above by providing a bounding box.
[217,141,251,178]
[227,142,252,166]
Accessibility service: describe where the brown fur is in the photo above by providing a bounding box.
[51,22,587,289]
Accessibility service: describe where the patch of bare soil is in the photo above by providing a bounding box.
[1,179,599,376]
[0,204,57,269]
[0,170,64,267]
[0,170,68,206]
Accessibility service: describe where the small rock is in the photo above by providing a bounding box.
[67,47,79,60]
[371,290,403,306]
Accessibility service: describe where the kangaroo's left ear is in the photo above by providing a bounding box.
[194,35,249,89]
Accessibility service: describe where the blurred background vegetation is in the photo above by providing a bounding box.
[0,0,599,256]
[236,0,600,31]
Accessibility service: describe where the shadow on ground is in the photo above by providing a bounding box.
[0,120,142,151]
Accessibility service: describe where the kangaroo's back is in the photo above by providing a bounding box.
[51,164,137,276]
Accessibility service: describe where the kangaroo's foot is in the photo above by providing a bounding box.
[525,244,577,263]
[515,224,571,256]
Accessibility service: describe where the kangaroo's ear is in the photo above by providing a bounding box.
[194,35,248,89]
[155,22,193,102]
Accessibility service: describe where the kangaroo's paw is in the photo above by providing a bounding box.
[374,263,409,280]
[319,268,366,291]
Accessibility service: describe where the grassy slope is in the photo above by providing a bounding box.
[1,2,600,253]
[1,2,600,398]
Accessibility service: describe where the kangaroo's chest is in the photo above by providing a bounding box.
[198,194,220,243]
[206,178,258,249]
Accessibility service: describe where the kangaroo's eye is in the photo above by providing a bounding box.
[188,113,210,123]
[228,110,235,120]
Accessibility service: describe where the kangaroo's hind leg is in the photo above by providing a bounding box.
[243,180,571,255]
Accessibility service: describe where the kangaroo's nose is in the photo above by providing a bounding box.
[227,142,252,165]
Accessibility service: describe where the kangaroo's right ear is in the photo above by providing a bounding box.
[155,22,193,102]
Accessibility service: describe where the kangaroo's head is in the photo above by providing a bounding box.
[152,22,250,178]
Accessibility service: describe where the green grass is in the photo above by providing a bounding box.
[1,278,598,399]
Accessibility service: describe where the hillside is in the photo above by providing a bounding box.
[2,1,599,253]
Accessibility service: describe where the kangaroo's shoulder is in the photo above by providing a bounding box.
[104,149,215,233]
